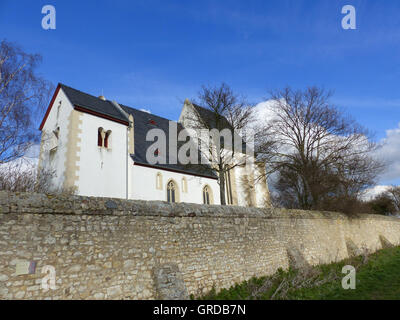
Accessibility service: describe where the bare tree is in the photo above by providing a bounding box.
[183,83,256,205]
[0,159,55,192]
[387,186,400,213]
[0,39,53,163]
[257,86,384,211]
[367,193,396,216]
[378,185,400,215]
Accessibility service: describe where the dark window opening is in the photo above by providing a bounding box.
[53,127,60,139]
[104,131,111,148]
[97,129,103,147]
[203,186,211,205]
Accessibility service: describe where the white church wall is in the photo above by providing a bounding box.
[178,101,198,127]
[233,165,247,207]
[254,165,269,207]
[39,88,74,189]
[233,161,265,208]
[75,113,128,199]
[130,164,221,205]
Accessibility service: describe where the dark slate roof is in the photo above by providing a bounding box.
[60,83,217,179]
[191,103,248,154]
[60,84,129,123]
[120,104,217,179]
[191,103,232,130]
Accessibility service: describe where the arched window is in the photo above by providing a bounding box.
[181,177,187,193]
[167,180,178,203]
[104,130,112,149]
[203,185,213,205]
[156,172,163,190]
[98,127,104,147]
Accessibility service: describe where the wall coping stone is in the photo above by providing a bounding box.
[0,191,398,222]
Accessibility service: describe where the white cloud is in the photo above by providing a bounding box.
[140,108,151,114]
[375,123,400,183]
[360,185,390,201]
[0,156,38,173]
[0,144,40,173]
[253,100,278,123]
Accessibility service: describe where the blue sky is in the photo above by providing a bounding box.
[1,0,400,185]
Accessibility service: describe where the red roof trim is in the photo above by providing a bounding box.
[133,161,218,180]
[74,105,129,126]
[39,84,129,130]
[39,84,61,130]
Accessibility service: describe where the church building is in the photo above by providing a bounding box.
[38,84,270,207]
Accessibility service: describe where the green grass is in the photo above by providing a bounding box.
[198,246,400,300]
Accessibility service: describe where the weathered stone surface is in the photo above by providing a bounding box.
[154,263,189,300]
[105,200,118,210]
[0,274,9,282]
[379,235,394,249]
[345,238,363,257]
[106,286,122,298]
[286,247,310,270]
[0,191,400,299]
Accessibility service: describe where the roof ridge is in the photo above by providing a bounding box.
[191,102,209,111]
[59,83,174,124]
[121,104,178,124]
[191,102,224,118]
[110,101,130,121]
[59,83,106,102]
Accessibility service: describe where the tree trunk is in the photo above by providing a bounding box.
[219,168,226,205]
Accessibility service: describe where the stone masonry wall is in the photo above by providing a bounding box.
[1,191,400,299]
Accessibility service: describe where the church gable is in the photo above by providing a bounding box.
[40,84,129,131]
[40,84,218,180]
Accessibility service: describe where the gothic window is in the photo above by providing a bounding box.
[156,172,163,190]
[167,180,178,203]
[203,185,213,205]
